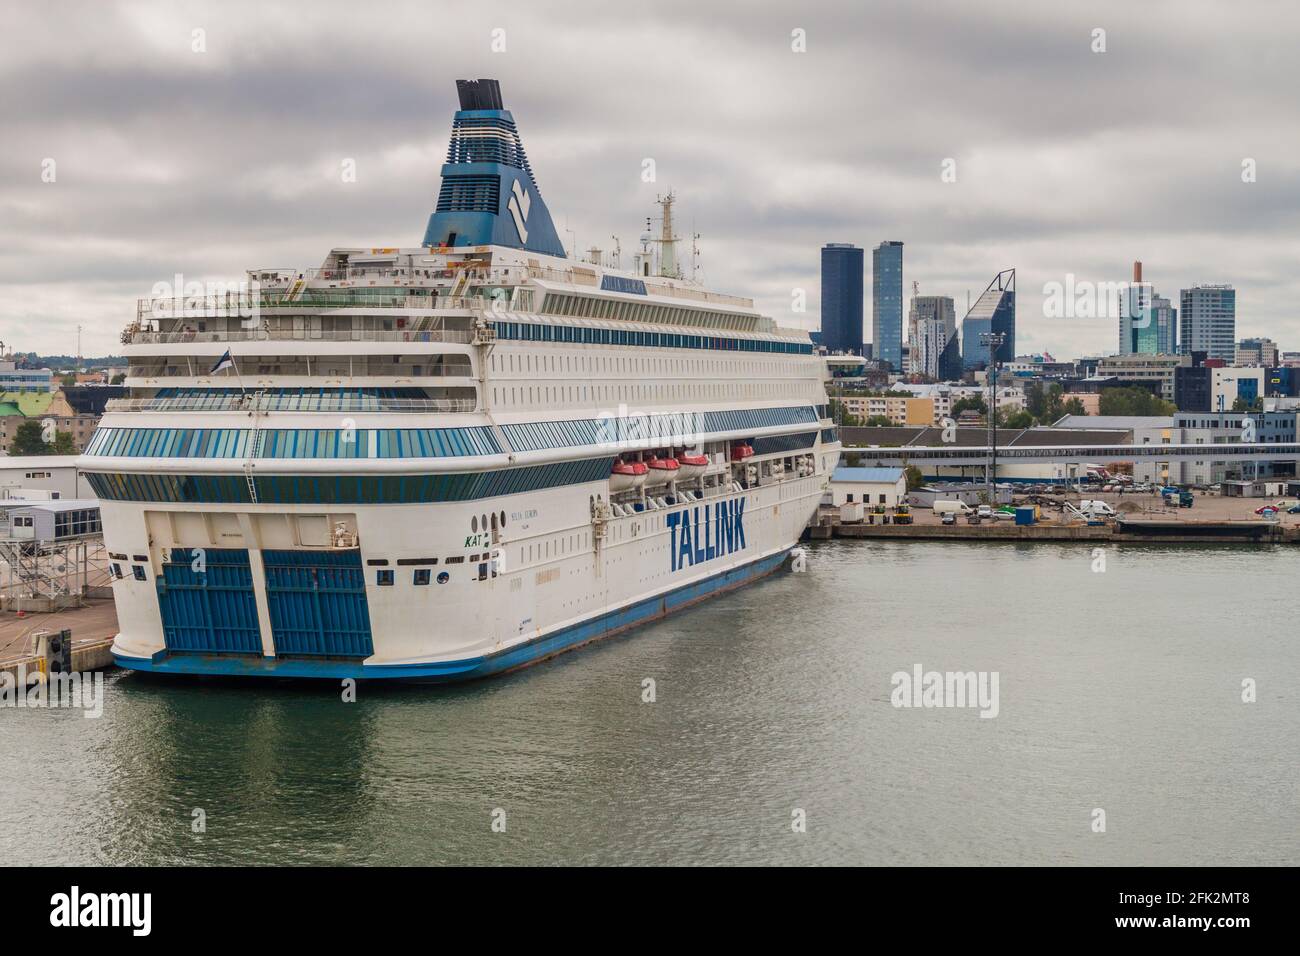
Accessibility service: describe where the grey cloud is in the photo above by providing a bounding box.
[1,0,1298,358]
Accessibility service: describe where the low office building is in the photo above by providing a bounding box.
[1235,337,1278,367]
[836,394,934,426]
[828,466,908,507]
[1095,353,1189,402]
[1210,367,1265,411]
[0,455,95,499]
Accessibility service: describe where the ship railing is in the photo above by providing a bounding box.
[263,266,535,283]
[124,327,479,345]
[103,396,478,414]
[522,265,753,308]
[135,293,502,321]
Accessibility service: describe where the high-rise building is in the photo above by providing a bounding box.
[872,241,903,370]
[819,243,864,354]
[1179,285,1235,363]
[1235,337,1278,367]
[1119,261,1177,355]
[1152,295,1177,355]
[1119,261,1152,354]
[960,269,1016,369]
[910,295,960,380]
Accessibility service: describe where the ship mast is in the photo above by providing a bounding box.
[655,191,682,279]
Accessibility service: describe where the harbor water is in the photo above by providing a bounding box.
[2,540,1296,866]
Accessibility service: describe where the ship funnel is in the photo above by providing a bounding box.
[421,79,567,257]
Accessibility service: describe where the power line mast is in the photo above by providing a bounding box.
[980,331,1006,503]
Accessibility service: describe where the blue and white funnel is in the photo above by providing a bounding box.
[421,79,566,257]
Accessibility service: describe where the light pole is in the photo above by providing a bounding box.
[980,331,1006,503]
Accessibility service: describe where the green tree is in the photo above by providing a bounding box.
[11,421,50,455]
[1099,386,1175,417]
[951,396,987,417]
[1002,409,1035,429]
[110,373,126,385]
[8,422,74,456]
[1040,383,1066,423]
[863,415,894,427]
[1062,397,1087,416]
[1024,381,1047,420]
[904,465,924,491]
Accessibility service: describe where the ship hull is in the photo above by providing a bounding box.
[112,546,791,683]
[104,470,828,682]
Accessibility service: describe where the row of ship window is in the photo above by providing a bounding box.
[83,432,830,506]
[151,387,428,410]
[86,406,819,459]
[85,459,617,504]
[86,426,501,459]
[113,561,475,587]
[502,406,819,452]
[490,320,814,354]
[370,553,496,586]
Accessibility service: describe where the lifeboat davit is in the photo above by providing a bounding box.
[610,460,648,493]
[730,443,754,460]
[644,456,680,488]
[676,453,709,481]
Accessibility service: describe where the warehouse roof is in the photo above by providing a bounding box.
[832,466,906,483]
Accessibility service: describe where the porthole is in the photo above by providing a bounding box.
[471,515,478,532]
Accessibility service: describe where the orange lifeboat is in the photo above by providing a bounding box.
[676,452,709,481]
[610,460,648,493]
[730,444,754,460]
[644,455,680,488]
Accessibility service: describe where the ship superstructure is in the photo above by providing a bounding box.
[85,79,840,680]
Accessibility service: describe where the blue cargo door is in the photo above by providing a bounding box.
[262,550,374,658]
[156,548,263,654]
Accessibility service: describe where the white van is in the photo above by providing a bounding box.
[1078,500,1117,518]
[932,500,973,516]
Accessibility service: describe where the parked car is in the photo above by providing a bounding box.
[1255,505,1279,515]
[1288,503,1300,514]
[941,512,957,525]
[976,505,993,519]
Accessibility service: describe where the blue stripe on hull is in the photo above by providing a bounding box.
[113,548,792,683]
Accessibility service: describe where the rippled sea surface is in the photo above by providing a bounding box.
[2,540,1297,865]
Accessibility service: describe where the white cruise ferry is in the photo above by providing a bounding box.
[85,79,840,681]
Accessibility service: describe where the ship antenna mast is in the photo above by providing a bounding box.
[654,190,682,279]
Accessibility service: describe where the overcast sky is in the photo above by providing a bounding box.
[3,0,1299,359]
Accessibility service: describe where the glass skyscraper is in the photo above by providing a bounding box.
[819,243,864,354]
[1179,285,1235,364]
[909,295,960,380]
[960,269,1016,369]
[872,241,903,371]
